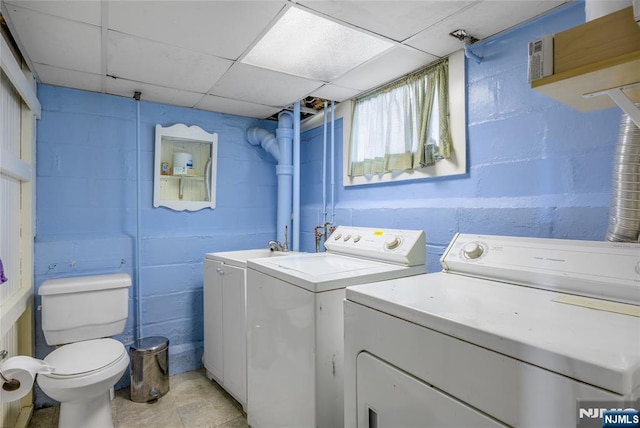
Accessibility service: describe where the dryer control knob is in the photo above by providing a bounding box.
[353,235,361,243]
[385,236,402,250]
[463,242,484,259]
[333,233,342,240]
[344,234,351,242]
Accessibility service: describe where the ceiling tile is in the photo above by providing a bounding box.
[3,0,101,25]
[2,0,572,119]
[196,95,282,119]
[4,5,101,73]
[108,1,286,60]
[309,84,361,103]
[211,64,324,108]
[300,1,474,42]
[107,31,232,94]
[105,78,205,108]
[33,63,102,93]
[407,0,567,57]
[333,45,439,92]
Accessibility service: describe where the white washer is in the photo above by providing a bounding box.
[345,233,640,428]
[246,226,426,428]
[203,249,298,410]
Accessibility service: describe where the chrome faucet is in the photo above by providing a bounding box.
[268,240,284,252]
[268,226,290,252]
[283,225,289,252]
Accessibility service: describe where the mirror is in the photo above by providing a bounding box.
[153,123,217,211]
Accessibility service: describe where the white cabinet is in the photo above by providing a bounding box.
[203,259,246,408]
[530,6,640,120]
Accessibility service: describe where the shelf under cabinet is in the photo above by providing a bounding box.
[160,174,205,181]
[531,52,640,112]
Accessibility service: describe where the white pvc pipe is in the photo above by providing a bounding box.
[247,127,280,161]
[322,101,328,224]
[330,100,335,223]
[276,111,294,246]
[246,113,294,247]
[293,101,301,251]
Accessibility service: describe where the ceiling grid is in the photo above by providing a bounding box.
[0,0,570,119]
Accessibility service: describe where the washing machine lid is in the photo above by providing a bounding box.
[45,338,126,376]
[248,252,425,293]
[346,273,640,396]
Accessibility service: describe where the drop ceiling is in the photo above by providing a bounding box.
[1,0,570,119]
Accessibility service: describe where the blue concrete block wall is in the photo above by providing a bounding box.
[32,0,624,408]
[299,3,622,272]
[34,86,278,406]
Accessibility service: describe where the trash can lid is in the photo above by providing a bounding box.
[130,336,169,354]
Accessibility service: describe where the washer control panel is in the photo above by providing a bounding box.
[324,226,425,267]
[441,233,640,305]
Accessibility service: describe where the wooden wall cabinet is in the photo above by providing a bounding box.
[531,6,640,115]
[153,124,218,211]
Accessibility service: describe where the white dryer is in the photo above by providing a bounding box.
[344,233,640,428]
[246,226,426,428]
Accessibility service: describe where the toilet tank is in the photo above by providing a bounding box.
[39,273,132,346]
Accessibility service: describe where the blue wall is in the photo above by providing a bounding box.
[34,86,278,405]
[33,1,622,407]
[299,3,622,272]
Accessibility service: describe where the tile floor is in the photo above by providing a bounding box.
[27,369,248,428]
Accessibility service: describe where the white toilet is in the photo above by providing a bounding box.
[37,273,132,428]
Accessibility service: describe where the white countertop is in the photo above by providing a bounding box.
[204,249,297,268]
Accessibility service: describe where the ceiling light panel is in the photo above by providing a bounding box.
[242,7,394,81]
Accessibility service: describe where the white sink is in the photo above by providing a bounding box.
[205,248,298,267]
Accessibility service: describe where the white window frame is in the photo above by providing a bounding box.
[303,50,466,187]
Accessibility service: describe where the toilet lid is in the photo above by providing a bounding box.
[45,338,125,376]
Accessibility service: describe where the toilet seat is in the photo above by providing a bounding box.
[43,338,126,378]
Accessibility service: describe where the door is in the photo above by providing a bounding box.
[221,264,245,406]
[356,352,505,428]
[203,259,224,382]
[203,260,246,407]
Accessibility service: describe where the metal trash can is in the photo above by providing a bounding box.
[129,336,170,403]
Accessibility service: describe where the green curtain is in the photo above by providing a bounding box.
[349,59,452,177]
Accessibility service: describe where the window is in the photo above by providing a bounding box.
[1,31,39,425]
[345,50,466,186]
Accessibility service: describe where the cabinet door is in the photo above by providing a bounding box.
[203,260,224,382]
[222,264,247,407]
